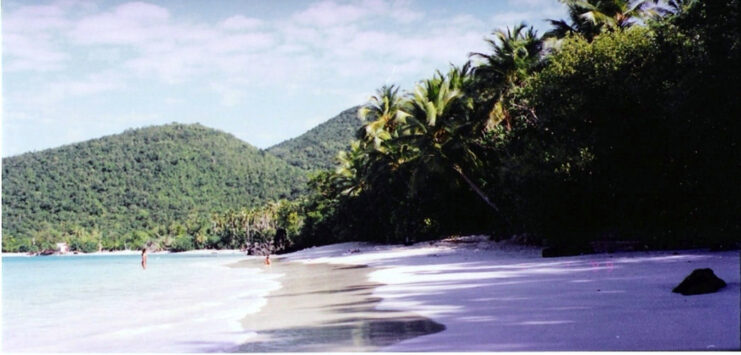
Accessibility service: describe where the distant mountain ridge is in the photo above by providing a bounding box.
[2,123,306,245]
[266,106,363,171]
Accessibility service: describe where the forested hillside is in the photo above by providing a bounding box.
[266,106,362,171]
[2,123,306,252]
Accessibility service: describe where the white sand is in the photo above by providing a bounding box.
[284,236,740,351]
[0,252,33,257]
[173,249,246,255]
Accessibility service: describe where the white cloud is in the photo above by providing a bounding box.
[292,1,369,27]
[56,73,123,97]
[291,0,422,28]
[5,0,564,154]
[388,0,423,23]
[3,4,70,32]
[68,2,172,46]
[164,97,183,105]
[115,1,169,21]
[509,0,556,8]
[2,3,72,72]
[123,46,203,83]
[10,71,125,107]
[209,82,246,107]
[2,32,70,71]
[206,32,275,54]
[220,15,264,31]
[4,0,487,101]
[446,14,486,30]
[85,48,124,63]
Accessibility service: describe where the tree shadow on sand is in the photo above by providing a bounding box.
[237,316,445,352]
[235,263,445,352]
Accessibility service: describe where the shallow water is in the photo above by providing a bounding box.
[2,254,279,352]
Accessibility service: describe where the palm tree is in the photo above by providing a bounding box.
[354,84,418,199]
[584,0,659,29]
[545,0,660,41]
[397,66,501,213]
[471,24,542,87]
[653,0,695,16]
[332,141,366,197]
[357,85,411,154]
[470,23,543,130]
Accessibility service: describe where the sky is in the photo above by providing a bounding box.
[1,0,567,157]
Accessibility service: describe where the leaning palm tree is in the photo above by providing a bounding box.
[470,23,543,130]
[397,67,501,214]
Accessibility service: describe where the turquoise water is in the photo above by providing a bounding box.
[2,253,279,352]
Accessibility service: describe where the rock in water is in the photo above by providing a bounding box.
[673,268,727,295]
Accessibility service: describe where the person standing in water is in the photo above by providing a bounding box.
[264,254,271,266]
[141,248,147,270]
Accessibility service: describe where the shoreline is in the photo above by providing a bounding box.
[234,257,445,352]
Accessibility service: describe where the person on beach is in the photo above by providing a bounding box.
[264,254,271,266]
[141,248,147,270]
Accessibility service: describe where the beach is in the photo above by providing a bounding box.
[244,236,740,351]
[3,239,738,352]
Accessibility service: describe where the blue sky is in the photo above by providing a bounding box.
[2,0,566,157]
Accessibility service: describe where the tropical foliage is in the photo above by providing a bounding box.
[296,0,739,250]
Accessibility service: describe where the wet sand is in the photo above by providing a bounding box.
[234,258,444,352]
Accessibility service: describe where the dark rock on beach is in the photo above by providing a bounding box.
[673,268,727,295]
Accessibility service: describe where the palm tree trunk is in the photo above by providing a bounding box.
[451,163,500,213]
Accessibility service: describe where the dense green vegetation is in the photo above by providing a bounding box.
[266,106,363,171]
[294,0,739,251]
[2,123,306,252]
[210,200,303,253]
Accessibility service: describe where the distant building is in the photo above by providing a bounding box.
[55,242,69,254]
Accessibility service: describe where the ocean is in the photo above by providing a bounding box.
[1,253,279,352]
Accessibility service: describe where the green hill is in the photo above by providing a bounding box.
[2,123,306,251]
[266,106,363,171]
